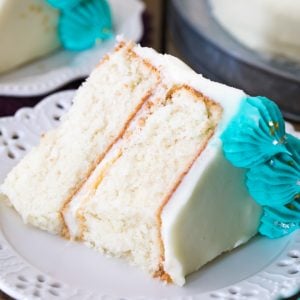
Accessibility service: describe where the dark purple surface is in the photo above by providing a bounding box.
[0,80,83,118]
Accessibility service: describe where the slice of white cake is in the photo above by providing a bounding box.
[0,0,59,74]
[0,40,262,285]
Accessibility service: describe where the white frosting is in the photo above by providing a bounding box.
[0,0,60,73]
[134,45,262,285]
[210,0,300,62]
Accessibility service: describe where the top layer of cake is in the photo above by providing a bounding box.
[210,0,300,62]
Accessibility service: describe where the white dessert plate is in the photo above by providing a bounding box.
[0,0,144,97]
[0,91,300,300]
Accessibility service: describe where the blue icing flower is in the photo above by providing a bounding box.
[246,152,300,206]
[259,204,300,238]
[47,0,113,51]
[286,133,300,164]
[47,0,81,10]
[222,96,289,168]
[222,95,300,239]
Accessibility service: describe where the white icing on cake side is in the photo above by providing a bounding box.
[134,45,262,285]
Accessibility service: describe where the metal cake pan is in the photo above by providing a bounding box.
[169,0,300,122]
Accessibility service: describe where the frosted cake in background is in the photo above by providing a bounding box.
[210,0,300,62]
[1,40,299,285]
[0,0,113,74]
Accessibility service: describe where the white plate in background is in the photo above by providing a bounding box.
[0,0,144,97]
[0,91,300,300]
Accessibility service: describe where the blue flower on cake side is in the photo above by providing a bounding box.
[47,0,113,51]
[222,96,300,238]
[247,151,300,206]
[259,204,300,238]
[247,134,300,237]
[221,96,289,169]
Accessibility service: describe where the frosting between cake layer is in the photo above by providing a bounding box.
[63,141,123,239]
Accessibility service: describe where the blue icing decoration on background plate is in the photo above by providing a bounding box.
[47,0,81,9]
[47,0,113,51]
[221,96,289,169]
[222,96,300,239]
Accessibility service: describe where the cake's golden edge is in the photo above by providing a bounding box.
[59,41,162,239]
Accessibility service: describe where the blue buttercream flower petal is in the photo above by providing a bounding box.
[222,95,300,239]
[246,154,300,206]
[259,205,300,238]
[46,0,82,10]
[247,97,286,142]
[286,133,300,164]
[221,96,289,168]
[58,0,113,51]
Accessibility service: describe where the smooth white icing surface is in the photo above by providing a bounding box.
[134,45,262,285]
[210,0,300,62]
[0,0,60,73]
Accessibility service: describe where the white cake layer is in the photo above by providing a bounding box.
[135,45,262,285]
[0,0,60,73]
[210,0,300,62]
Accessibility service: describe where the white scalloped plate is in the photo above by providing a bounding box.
[0,91,300,300]
[0,0,144,97]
